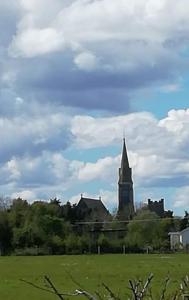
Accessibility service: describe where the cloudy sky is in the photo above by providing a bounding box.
[1,0,189,215]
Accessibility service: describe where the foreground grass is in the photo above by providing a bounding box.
[0,254,188,299]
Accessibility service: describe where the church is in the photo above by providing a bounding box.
[76,138,135,221]
[76,138,172,222]
[117,138,135,220]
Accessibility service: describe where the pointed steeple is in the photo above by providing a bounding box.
[119,138,132,183]
[121,138,130,170]
[118,138,134,220]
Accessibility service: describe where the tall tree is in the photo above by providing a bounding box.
[125,210,160,249]
[0,211,13,254]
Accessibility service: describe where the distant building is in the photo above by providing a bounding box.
[117,138,135,220]
[169,227,189,249]
[168,232,181,249]
[76,196,111,222]
[76,139,173,224]
[147,198,173,218]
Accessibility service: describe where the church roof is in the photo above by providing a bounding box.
[77,196,111,221]
[119,138,132,183]
[78,197,108,211]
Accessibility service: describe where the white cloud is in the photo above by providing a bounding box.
[10,28,64,57]
[49,153,70,180]
[0,111,70,161]
[71,112,157,149]
[19,0,67,26]
[15,97,24,104]
[1,152,72,188]
[69,193,81,205]
[1,108,189,185]
[78,156,119,182]
[161,83,180,93]
[6,159,21,180]
[99,189,117,212]
[71,109,189,158]
[159,109,189,134]
[173,187,189,209]
[0,108,189,215]
[70,109,189,189]
[2,0,189,215]
[9,0,189,75]
[74,51,99,70]
[11,190,37,202]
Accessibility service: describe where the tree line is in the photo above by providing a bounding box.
[0,196,188,255]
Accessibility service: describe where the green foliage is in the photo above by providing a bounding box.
[64,233,79,254]
[1,197,76,254]
[47,235,64,254]
[0,196,187,255]
[180,211,189,230]
[98,233,109,247]
[155,217,175,250]
[61,201,78,222]
[9,198,29,228]
[125,210,160,249]
[124,210,182,252]
[0,211,12,254]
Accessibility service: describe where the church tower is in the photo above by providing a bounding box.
[117,138,135,220]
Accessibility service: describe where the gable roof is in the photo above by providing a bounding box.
[169,227,189,236]
[78,197,109,212]
[181,227,189,234]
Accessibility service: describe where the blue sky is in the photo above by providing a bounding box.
[1,0,189,216]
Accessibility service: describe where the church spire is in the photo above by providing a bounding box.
[118,138,134,220]
[121,138,130,169]
[119,138,132,183]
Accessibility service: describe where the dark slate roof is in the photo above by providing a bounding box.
[78,197,109,213]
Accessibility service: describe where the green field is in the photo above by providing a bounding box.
[0,254,188,299]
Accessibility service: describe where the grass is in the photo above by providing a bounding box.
[0,253,188,299]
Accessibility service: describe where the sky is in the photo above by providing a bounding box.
[1,0,189,216]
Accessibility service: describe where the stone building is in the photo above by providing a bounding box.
[117,138,135,220]
[76,139,135,222]
[76,139,173,223]
[147,198,173,218]
[76,195,111,222]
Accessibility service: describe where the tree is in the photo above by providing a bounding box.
[9,198,29,228]
[125,210,160,250]
[98,233,110,252]
[155,218,175,250]
[79,234,91,253]
[47,235,64,254]
[64,233,79,254]
[0,211,13,254]
[180,211,189,231]
[0,196,12,211]
[61,202,77,223]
